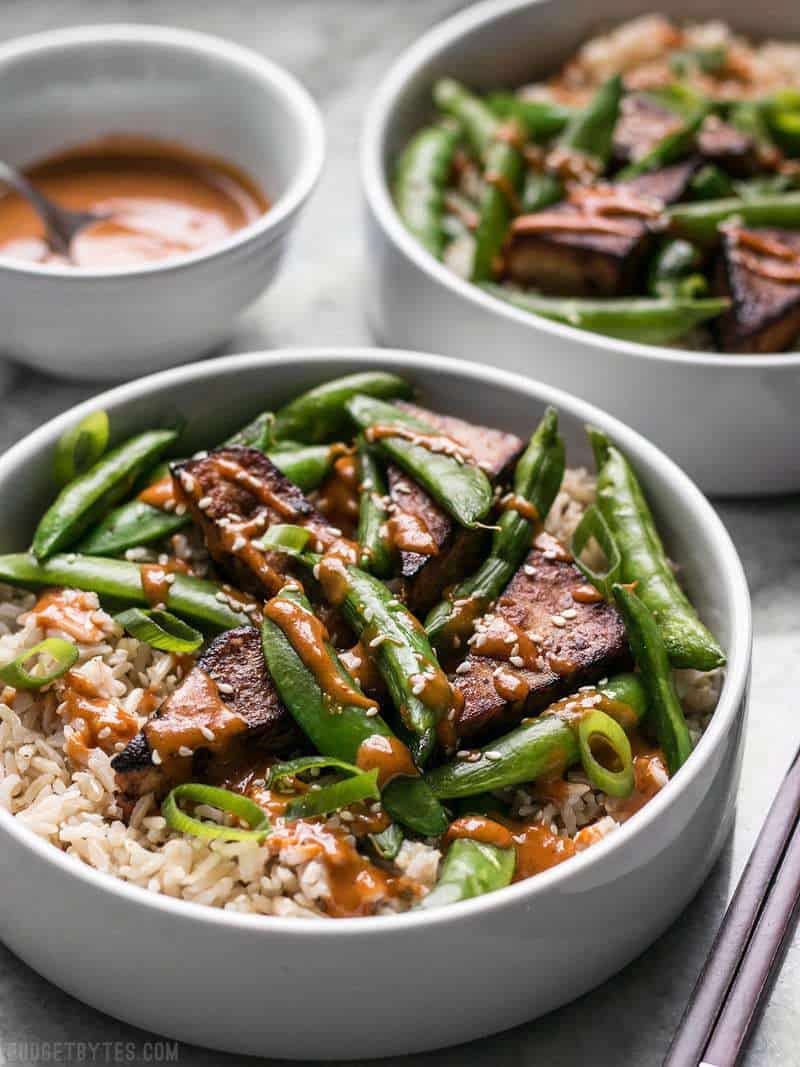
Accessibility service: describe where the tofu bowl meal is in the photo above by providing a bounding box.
[0,350,749,1058]
[362,0,800,495]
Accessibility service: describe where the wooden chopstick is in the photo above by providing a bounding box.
[663,743,800,1067]
[701,812,800,1066]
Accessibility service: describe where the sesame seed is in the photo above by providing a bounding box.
[504,632,515,644]
[364,608,374,623]
[510,655,524,667]
[328,526,342,537]
[598,677,608,686]
[524,565,537,577]
[164,573,176,585]
[98,726,112,740]
[193,450,208,460]
[456,750,471,759]
[217,682,234,695]
[232,536,247,551]
[175,503,187,517]
[200,725,216,742]
[365,707,379,717]
[455,661,471,674]
[551,615,567,628]
[562,608,578,620]
[162,499,176,512]
[151,750,162,765]
[178,746,194,758]
[485,750,502,761]
[215,592,228,603]
[313,564,321,580]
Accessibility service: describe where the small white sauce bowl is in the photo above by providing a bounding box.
[361,0,800,496]
[0,25,325,380]
[0,348,750,1059]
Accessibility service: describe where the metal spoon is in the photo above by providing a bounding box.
[0,159,108,259]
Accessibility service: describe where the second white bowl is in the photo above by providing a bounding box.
[361,0,800,496]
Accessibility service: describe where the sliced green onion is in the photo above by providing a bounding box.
[577,710,634,798]
[0,638,78,689]
[370,822,404,860]
[54,411,110,487]
[285,768,380,821]
[114,608,203,654]
[162,783,271,842]
[253,524,311,557]
[570,505,621,599]
[269,754,363,787]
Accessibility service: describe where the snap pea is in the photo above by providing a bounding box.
[612,584,693,775]
[307,556,452,766]
[224,410,275,451]
[558,74,622,170]
[271,372,413,444]
[260,585,447,835]
[482,285,729,344]
[345,394,493,529]
[727,99,775,150]
[647,239,708,300]
[369,822,404,861]
[394,124,461,258]
[668,192,800,246]
[689,164,735,201]
[486,92,571,140]
[643,83,711,120]
[425,406,565,653]
[355,438,393,576]
[268,443,337,492]
[432,79,527,281]
[425,674,646,799]
[618,105,708,181]
[0,553,250,633]
[733,174,797,200]
[416,838,515,910]
[32,429,178,560]
[589,427,725,671]
[763,90,800,156]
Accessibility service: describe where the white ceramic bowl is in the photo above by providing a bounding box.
[0,26,325,380]
[0,348,750,1058]
[362,0,800,497]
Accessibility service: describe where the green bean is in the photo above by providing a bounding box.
[394,125,461,258]
[416,838,515,910]
[0,553,250,633]
[355,438,393,576]
[689,164,735,201]
[260,586,447,835]
[432,79,527,281]
[271,372,413,444]
[425,407,564,653]
[618,105,708,180]
[345,394,493,528]
[558,74,622,169]
[307,556,451,766]
[425,674,646,799]
[668,192,800,246]
[589,428,725,671]
[520,171,563,214]
[32,429,178,560]
[733,174,797,200]
[764,90,800,156]
[646,239,708,300]
[482,285,729,344]
[486,92,571,140]
[612,584,692,775]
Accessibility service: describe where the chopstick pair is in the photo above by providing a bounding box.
[664,743,800,1067]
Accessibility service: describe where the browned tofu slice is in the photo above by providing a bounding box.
[112,627,294,808]
[697,115,759,177]
[452,536,630,739]
[620,158,701,206]
[172,446,345,597]
[714,227,800,353]
[388,403,523,613]
[505,201,653,296]
[613,94,680,165]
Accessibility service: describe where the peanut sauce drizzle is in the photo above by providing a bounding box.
[386,512,439,556]
[264,595,378,712]
[442,815,576,881]
[365,424,470,464]
[533,529,573,561]
[544,145,603,185]
[513,182,660,240]
[513,211,643,238]
[145,669,248,777]
[210,457,302,520]
[497,493,541,524]
[606,742,668,822]
[339,641,384,694]
[728,227,800,283]
[493,666,531,703]
[57,669,140,766]
[138,473,176,510]
[316,453,360,533]
[28,588,106,643]
[572,582,604,604]
[569,184,663,218]
[355,734,419,788]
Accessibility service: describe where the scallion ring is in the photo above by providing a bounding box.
[285,768,380,821]
[54,410,110,487]
[254,524,311,557]
[162,784,271,842]
[0,638,78,690]
[577,710,635,798]
[114,608,203,654]
[570,505,621,600]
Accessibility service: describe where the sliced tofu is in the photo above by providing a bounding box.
[452,536,630,739]
[697,115,759,177]
[714,227,800,353]
[172,446,345,597]
[112,626,294,808]
[620,158,701,206]
[387,402,523,613]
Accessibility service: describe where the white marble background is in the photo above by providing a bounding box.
[0,2,797,1064]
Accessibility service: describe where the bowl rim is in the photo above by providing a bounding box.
[0,23,326,281]
[0,347,751,935]
[360,0,800,371]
